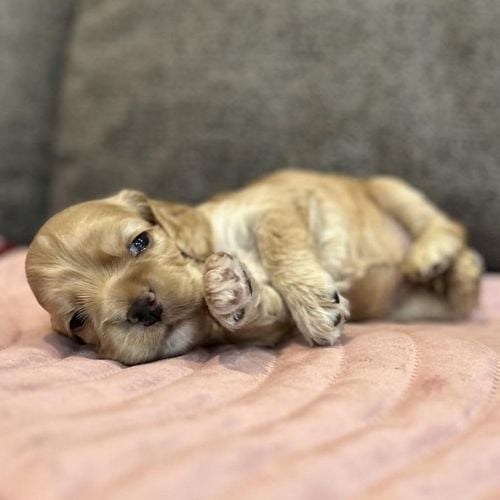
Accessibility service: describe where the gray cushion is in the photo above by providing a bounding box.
[52,0,500,269]
[0,0,75,243]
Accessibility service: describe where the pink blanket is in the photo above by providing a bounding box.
[1,249,499,499]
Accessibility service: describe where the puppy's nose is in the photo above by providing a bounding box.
[127,292,163,327]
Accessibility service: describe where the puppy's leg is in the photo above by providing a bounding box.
[203,252,290,344]
[256,207,350,347]
[366,176,466,282]
[447,247,483,318]
[390,248,483,321]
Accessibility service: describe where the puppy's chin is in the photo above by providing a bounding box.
[97,312,207,365]
[162,319,200,358]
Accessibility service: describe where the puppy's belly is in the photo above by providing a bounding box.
[328,216,409,320]
[346,263,403,320]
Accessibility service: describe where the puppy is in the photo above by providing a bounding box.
[25,169,483,365]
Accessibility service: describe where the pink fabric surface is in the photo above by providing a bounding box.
[1,248,499,500]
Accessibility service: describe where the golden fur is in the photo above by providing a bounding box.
[25,169,483,364]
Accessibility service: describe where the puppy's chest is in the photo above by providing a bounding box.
[207,203,268,283]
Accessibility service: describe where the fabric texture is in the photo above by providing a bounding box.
[0,0,75,244]
[52,0,500,269]
[1,249,500,499]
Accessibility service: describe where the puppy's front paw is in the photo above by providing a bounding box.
[203,252,253,330]
[291,286,350,346]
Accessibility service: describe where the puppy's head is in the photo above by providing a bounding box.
[25,190,212,364]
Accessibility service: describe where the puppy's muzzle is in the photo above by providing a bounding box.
[127,292,163,327]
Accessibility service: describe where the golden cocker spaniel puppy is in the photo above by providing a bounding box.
[26,170,483,364]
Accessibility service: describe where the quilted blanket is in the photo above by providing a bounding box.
[1,249,499,499]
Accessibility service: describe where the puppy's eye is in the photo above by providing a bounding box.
[129,232,150,256]
[69,310,86,331]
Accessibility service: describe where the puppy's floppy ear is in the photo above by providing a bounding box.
[112,189,212,261]
[148,199,212,261]
[114,189,156,224]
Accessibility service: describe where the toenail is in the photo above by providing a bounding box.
[232,309,245,322]
[243,270,253,294]
[333,314,342,327]
[432,262,444,274]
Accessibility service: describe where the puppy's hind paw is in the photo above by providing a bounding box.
[447,248,484,318]
[203,252,254,330]
[403,227,463,283]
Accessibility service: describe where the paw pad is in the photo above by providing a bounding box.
[203,253,253,330]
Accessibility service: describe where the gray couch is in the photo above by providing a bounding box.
[1,0,499,269]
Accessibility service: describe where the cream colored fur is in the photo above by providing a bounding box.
[25,169,483,365]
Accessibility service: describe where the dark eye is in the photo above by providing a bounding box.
[69,310,86,331]
[129,232,150,256]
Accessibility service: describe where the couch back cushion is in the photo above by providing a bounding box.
[0,0,74,243]
[52,0,500,269]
